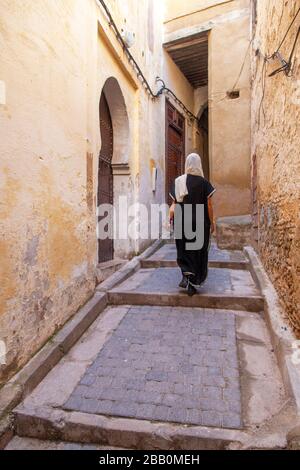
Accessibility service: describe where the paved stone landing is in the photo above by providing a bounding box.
[9,243,287,450]
[146,243,247,264]
[141,243,249,270]
[110,267,259,297]
[64,306,242,429]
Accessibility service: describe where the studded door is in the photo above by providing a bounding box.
[98,93,114,263]
[165,99,185,204]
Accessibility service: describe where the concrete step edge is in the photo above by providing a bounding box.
[107,291,265,313]
[13,406,249,450]
[141,260,249,270]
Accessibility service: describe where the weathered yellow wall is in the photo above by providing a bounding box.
[164,0,252,217]
[0,0,97,384]
[251,0,300,336]
[0,0,201,383]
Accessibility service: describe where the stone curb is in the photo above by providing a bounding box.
[244,246,300,414]
[287,420,300,449]
[96,239,163,292]
[0,415,14,450]
[14,406,248,450]
[0,292,108,449]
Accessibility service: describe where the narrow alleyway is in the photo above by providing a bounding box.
[1,0,299,455]
[7,242,290,450]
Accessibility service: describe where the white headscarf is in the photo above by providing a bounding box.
[175,153,204,202]
[185,153,204,177]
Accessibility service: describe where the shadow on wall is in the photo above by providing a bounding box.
[198,105,209,180]
[101,77,130,166]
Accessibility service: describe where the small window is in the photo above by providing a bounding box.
[227,90,240,100]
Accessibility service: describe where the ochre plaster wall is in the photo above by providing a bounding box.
[251,0,300,336]
[163,0,252,218]
[0,0,203,383]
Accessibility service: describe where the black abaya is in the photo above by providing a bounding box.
[170,175,215,287]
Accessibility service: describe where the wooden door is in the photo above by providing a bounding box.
[98,93,114,263]
[165,100,185,204]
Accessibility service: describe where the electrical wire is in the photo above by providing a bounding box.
[97,0,200,122]
[231,39,253,91]
[97,0,158,98]
[267,5,300,76]
[208,39,252,107]
[272,5,300,57]
[155,78,200,122]
[258,58,267,128]
[286,26,300,76]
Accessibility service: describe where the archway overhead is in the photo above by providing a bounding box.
[101,77,130,166]
[198,106,208,133]
[164,32,208,88]
[197,100,209,122]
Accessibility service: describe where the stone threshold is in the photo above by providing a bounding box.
[108,291,264,313]
[141,259,249,270]
[14,405,248,450]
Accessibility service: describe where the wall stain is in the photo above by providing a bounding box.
[37,167,86,287]
[24,235,40,266]
[0,168,21,220]
[0,239,17,316]
[86,152,94,213]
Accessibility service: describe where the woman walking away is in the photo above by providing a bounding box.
[169,153,215,297]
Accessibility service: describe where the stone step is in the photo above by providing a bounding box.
[12,306,246,450]
[11,305,286,450]
[141,259,249,270]
[142,243,248,271]
[108,267,264,312]
[13,407,247,450]
[108,291,264,312]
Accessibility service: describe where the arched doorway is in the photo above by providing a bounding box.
[98,91,114,263]
[98,77,130,263]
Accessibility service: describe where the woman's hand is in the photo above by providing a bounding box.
[169,201,175,223]
[210,220,216,234]
[208,198,215,234]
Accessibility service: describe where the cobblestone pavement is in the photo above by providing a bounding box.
[64,306,242,429]
[8,241,289,450]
